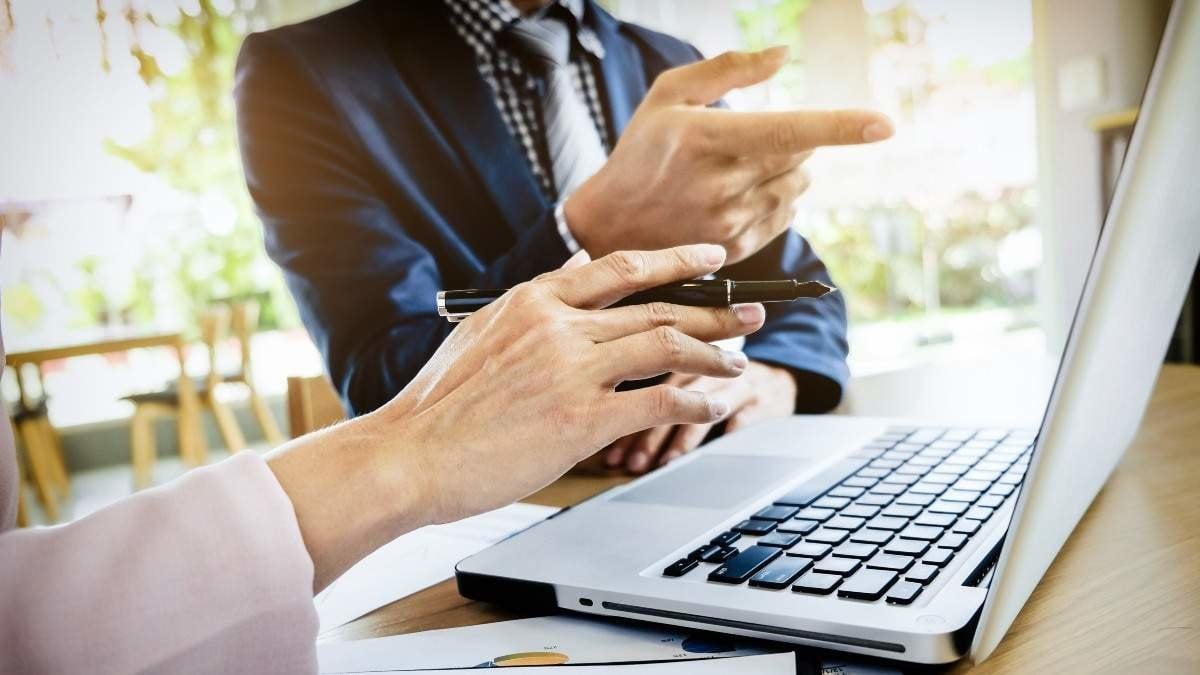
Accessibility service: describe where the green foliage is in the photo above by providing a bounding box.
[106,0,292,333]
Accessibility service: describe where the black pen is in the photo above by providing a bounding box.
[436,279,836,322]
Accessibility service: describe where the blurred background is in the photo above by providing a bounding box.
[1,0,1189,523]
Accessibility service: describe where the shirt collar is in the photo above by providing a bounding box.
[447,0,605,59]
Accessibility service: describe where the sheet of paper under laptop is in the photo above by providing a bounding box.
[333,652,797,674]
[314,502,557,633]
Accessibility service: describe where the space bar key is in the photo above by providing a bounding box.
[773,458,868,507]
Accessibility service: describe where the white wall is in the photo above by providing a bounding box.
[1032,0,1171,351]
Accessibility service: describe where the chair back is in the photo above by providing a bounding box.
[197,306,232,389]
[229,300,260,382]
[286,374,345,438]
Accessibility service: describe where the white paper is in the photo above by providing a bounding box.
[318,615,775,672]
[314,502,557,633]
[331,651,795,674]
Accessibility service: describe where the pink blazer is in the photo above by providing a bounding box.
[1,332,320,672]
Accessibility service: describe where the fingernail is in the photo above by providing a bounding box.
[629,453,649,473]
[698,244,726,266]
[733,303,765,324]
[709,398,731,419]
[862,119,894,142]
[724,350,748,372]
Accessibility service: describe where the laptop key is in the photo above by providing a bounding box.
[773,459,869,507]
[896,492,936,507]
[825,515,866,531]
[832,542,878,559]
[787,542,832,558]
[868,516,908,531]
[793,571,842,595]
[870,459,903,470]
[850,528,893,545]
[909,482,948,496]
[923,548,955,567]
[815,555,862,576]
[882,504,921,519]
[755,505,799,521]
[988,483,1017,497]
[871,483,907,496]
[998,472,1025,485]
[965,469,1002,482]
[906,563,940,584]
[915,512,956,528]
[857,493,894,507]
[711,546,739,563]
[884,538,930,556]
[882,472,920,486]
[749,557,813,589]
[842,476,878,489]
[937,533,968,550]
[886,581,924,605]
[941,489,982,503]
[795,507,835,522]
[977,494,1005,509]
[710,531,742,548]
[954,479,991,492]
[857,467,890,479]
[952,519,982,535]
[733,519,777,536]
[777,519,820,535]
[837,568,899,601]
[829,486,865,499]
[966,506,995,521]
[708,546,781,584]
[928,500,970,515]
[812,496,851,510]
[842,504,881,519]
[866,553,915,573]
[899,525,944,541]
[806,528,849,545]
[688,544,723,561]
[923,472,959,485]
[663,558,698,577]
[758,531,803,549]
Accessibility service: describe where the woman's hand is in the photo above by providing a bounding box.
[268,245,766,591]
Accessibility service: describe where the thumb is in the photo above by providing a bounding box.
[647,46,789,107]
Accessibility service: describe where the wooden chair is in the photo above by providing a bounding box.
[223,300,284,446]
[286,373,345,438]
[124,307,245,489]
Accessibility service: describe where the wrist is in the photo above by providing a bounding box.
[563,179,607,256]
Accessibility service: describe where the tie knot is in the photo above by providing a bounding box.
[504,11,573,73]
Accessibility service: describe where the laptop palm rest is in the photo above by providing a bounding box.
[611,455,810,510]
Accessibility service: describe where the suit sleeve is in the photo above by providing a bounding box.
[235,32,571,416]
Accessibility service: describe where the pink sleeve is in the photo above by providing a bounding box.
[0,452,319,673]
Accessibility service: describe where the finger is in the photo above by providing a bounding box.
[605,434,636,468]
[548,245,726,309]
[646,46,789,107]
[725,151,812,190]
[585,302,765,343]
[737,165,810,224]
[626,424,676,474]
[659,421,716,466]
[561,249,591,270]
[598,385,730,445]
[725,406,761,434]
[597,326,748,385]
[694,108,894,155]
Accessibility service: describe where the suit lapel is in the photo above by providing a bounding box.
[381,1,548,238]
[589,2,645,138]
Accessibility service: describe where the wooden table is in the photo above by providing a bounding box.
[326,364,1200,673]
[5,329,207,476]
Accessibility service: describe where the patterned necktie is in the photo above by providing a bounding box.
[505,10,606,200]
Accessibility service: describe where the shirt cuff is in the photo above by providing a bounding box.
[554,201,583,255]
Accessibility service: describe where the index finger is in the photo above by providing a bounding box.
[695,108,894,155]
[546,245,726,309]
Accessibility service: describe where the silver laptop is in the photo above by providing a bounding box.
[456,2,1200,665]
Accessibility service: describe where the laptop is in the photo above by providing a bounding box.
[456,2,1200,664]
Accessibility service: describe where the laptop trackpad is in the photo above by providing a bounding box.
[612,455,809,510]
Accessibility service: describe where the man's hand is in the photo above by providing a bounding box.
[565,46,893,264]
[603,361,798,474]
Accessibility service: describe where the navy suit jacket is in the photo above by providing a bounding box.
[235,0,849,417]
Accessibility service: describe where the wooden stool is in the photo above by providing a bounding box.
[224,300,284,446]
[124,307,245,489]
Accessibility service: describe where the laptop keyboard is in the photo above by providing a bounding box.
[660,427,1033,606]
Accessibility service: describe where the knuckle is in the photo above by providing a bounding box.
[607,250,648,285]
[714,50,742,74]
[644,302,680,327]
[835,111,858,143]
[767,122,801,153]
[652,386,685,418]
[653,326,685,358]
